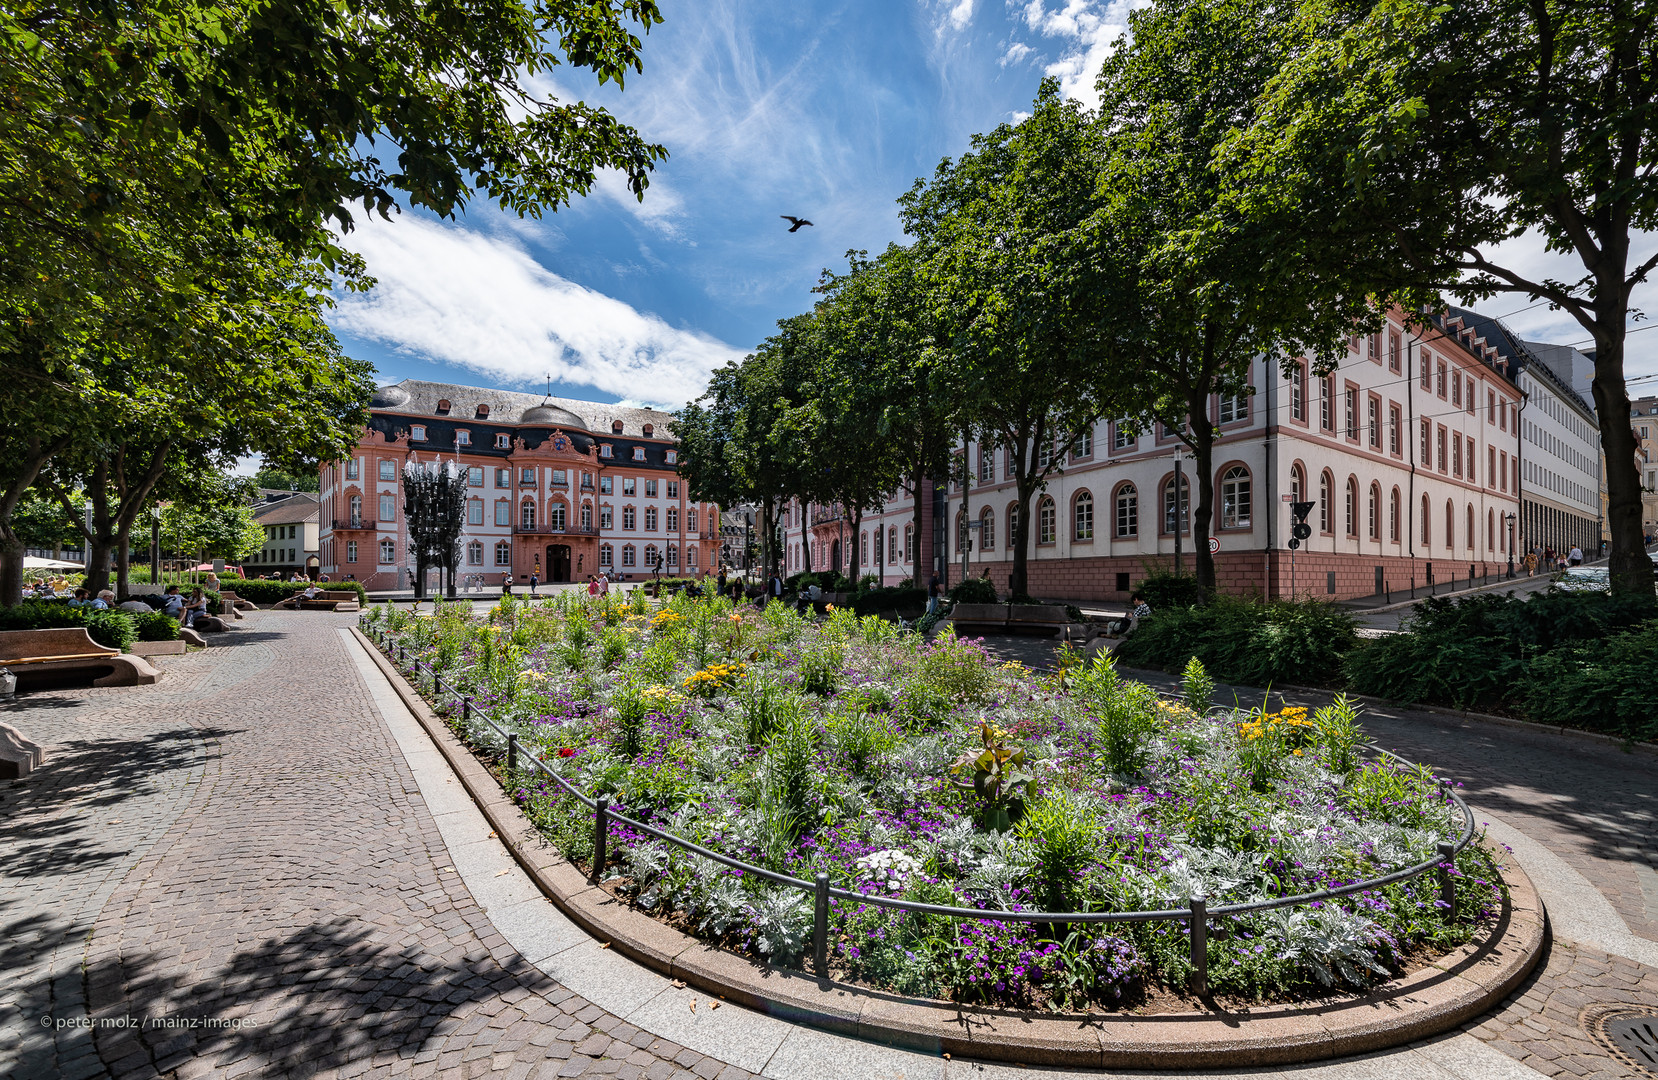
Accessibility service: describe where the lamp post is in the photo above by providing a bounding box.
[1506,512,1516,578]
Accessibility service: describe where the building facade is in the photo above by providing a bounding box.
[785,307,1567,602]
[249,493,320,577]
[1629,395,1658,540]
[317,380,719,591]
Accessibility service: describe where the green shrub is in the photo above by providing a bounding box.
[948,577,998,604]
[1134,571,1208,610]
[218,577,368,605]
[1522,621,1658,741]
[0,602,138,651]
[133,611,181,641]
[1116,596,1357,687]
[849,586,926,617]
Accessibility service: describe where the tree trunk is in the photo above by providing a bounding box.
[84,535,113,596]
[910,472,926,587]
[799,502,811,575]
[1188,388,1217,593]
[1592,322,1648,594]
[1008,433,1036,600]
[0,434,72,607]
[850,508,863,583]
[114,523,134,600]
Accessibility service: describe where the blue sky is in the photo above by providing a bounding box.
[326,0,1658,412]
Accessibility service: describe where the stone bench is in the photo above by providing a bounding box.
[0,722,47,778]
[0,627,159,688]
[940,602,1093,641]
[280,589,361,612]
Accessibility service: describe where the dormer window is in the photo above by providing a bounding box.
[495,433,510,449]
[642,423,653,437]
[600,444,613,458]
[435,399,451,415]
[632,447,646,462]
[476,404,490,419]
[612,420,624,434]
[665,450,678,464]
[456,429,471,446]
[410,425,426,441]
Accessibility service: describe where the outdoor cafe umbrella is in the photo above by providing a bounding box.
[23,556,83,570]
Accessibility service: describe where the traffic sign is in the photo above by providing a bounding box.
[1292,522,1312,541]
[1208,536,1220,554]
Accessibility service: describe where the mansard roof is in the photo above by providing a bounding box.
[369,379,676,439]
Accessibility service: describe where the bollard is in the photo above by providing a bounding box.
[1437,841,1457,922]
[813,873,830,977]
[507,733,518,775]
[592,797,611,884]
[461,698,472,725]
[1188,894,1208,996]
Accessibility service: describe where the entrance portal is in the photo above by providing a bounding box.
[547,544,572,583]
[830,539,841,576]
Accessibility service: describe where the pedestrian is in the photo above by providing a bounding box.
[769,572,783,603]
[718,567,728,596]
[926,572,942,617]
[1568,544,1583,566]
[503,572,514,595]
[587,575,600,597]
[529,569,539,595]
[598,572,610,596]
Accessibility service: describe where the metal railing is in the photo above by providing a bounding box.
[332,517,367,530]
[364,618,1476,994]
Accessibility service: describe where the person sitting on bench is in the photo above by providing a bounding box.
[275,584,323,609]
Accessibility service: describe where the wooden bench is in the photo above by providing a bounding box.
[0,627,159,688]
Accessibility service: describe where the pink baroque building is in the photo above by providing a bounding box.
[784,308,1531,603]
[318,380,719,591]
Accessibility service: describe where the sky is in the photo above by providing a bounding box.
[324,0,1658,416]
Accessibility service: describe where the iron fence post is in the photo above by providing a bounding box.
[1437,841,1457,922]
[1188,894,1208,996]
[592,796,611,884]
[508,733,518,775]
[813,873,830,978]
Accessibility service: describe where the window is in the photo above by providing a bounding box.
[1367,332,1380,363]
[495,468,510,488]
[622,544,636,567]
[1466,377,1476,414]
[379,493,396,521]
[346,541,358,564]
[1037,438,1055,469]
[552,469,568,488]
[874,529,884,565]
[1388,331,1401,372]
[456,430,471,446]
[1367,397,1380,447]
[1319,375,1333,430]
[411,424,426,441]
[380,538,395,563]
[1499,451,1509,492]
[1420,419,1431,464]
[687,546,698,569]
[667,543,680,568]
[622,506,636,530]
[468,500,483,525]
[905,524,915,562]
[1422,494,1432,545]
[492,500,508,526]
[599,476,613,495]
[379,460,395,481]
[1451,372,1462,407]
[1445,500,1455,550]
[496,541,512,566]
[600,444,613,459]
[1437,427,1447,472]
[1163,475,1190,534]
[1368,482,1381,539]
[980,446,996,481]
[345,458,360,480]
[1489,446,1497,486]
[1218,393,1248,425]
[520,467,536,485]
[520,499,536,529]
[1072,430,1093,459]
[550,502,566,531]
[1389,488,1400,542]
[581,503,593,530]
[463,467,481,487]
[888,527,898,564]
[1319,471,1332,533]
[1436,362,1447,398]
[436,399,451,414]
[1115,484,1138,537]
[1290,364,1305,422]
[645,479,658,498]
[644,507,657,530]
[496,433,510,449]
[1345,477,1359,536]
[644,544,659,569]
[860,532,868,565]
[667,481,679,498]
[666,507,678,532]
[1488,390,1496,422]
[687,510,698,532]
[1421,351,1432,389]
[979,507,995,549]
[1466,503,1475,551]
[1006,506,1018,551]
[632,447,646,461]
[1073,492,1094,540]
[600,544,613,567]
[623,478,636,497]
[467,542,482,565]
[1290,463,1306,504]
[1499,399,1508,431]
[1220,468,1251,528]
[1113,423,1135,451]
[1466,438,1476,484]
[1452,436,1462,477]
[665,450,678,464]
[1037,497,1057,544]
[1344,387,1358,438]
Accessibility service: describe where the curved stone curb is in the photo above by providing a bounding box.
[354,628,1548,1068]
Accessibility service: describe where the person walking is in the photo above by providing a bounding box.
[528,569,539,595]
[1568,544,1583,566]
[717,567,728,596]
[926,572,942,617]
[502,572,514,596]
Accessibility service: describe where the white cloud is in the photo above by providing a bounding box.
[1000,41,1033,66]
[944,0,976,31]
[1018,0,1149,108]
[331,216,743,409]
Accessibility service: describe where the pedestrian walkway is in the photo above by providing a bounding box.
[1,612,1652,1079]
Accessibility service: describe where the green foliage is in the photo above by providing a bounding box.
[849,586,927,617]
[1522,622,1658,742]
[948,577,998,604]
[0,602,137,650]
[1134,572,1208,611]
[217,578,367,605]
[1117,596,1359,686]
[251,465,319,493]
[1180,657,1214,713]
[132,611,181,642]
[796,643,844,696]
[1017,790,1103,911]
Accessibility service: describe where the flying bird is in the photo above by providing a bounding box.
[781,215,814,233]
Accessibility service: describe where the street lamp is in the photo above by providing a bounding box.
[1506,512,1517,578]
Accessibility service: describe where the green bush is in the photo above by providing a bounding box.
[948,576,998,604]
[0,602,138,651]
[849,586,926,617]
[218,578,367,605]
[1134,571,1208,610]
[1115,596,1358,687]
[133,611,181,641]
[1522,621,1658,741]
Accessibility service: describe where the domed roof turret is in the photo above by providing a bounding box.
[521,400,587,429]
[370,383,411,409]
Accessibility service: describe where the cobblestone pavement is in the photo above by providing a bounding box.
[1,612,751,1080]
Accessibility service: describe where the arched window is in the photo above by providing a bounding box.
[380,538,396,564]
[520,498,536,529]
[349,494,362,525]
[1037,496,1057,544]
[1422,494,1432,546]
[1319,471,1333,533]
[1073,491,1094,540]
[466,541,483,565]
[1466,504,1475,550]
[622,544,637,567]
[1220,467,1250,529]
[1368,482,1382,540]
[979,507,995,550]
[1115,484,1138,537]
[1345,477,1358,536]
[1390,488,1400,543]
[1488,509,1495,551]
[494,541,511,566]
[1290,463,1306,504]
[581,502,593,530]
[1163,475,1190,534]
[549,501,567,531]
[888,526,898,564]
[1445,500,1455,550]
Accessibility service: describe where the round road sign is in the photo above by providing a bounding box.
[1208,536,1220,554]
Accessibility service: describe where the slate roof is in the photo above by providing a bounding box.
[253,493,319,526]
[368,379,677,439]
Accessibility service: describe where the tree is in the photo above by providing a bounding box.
[1224,0,1658,593]
[10,490,83,556]
[252,464,320,493]
[900,82,1122,598]
[402,465,466,599]
[160,475,265,562]
[1090,0,1375,591]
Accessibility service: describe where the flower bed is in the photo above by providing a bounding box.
[366,592,1505,1012]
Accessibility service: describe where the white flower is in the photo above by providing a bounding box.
[855,849,922,892]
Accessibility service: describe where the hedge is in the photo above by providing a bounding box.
[850,586,927,617]
[1114,596,1359,688]
[218,578,368,605]
[133,611,181,642]
[0,602,138,651]
[1522,622,1658,742]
